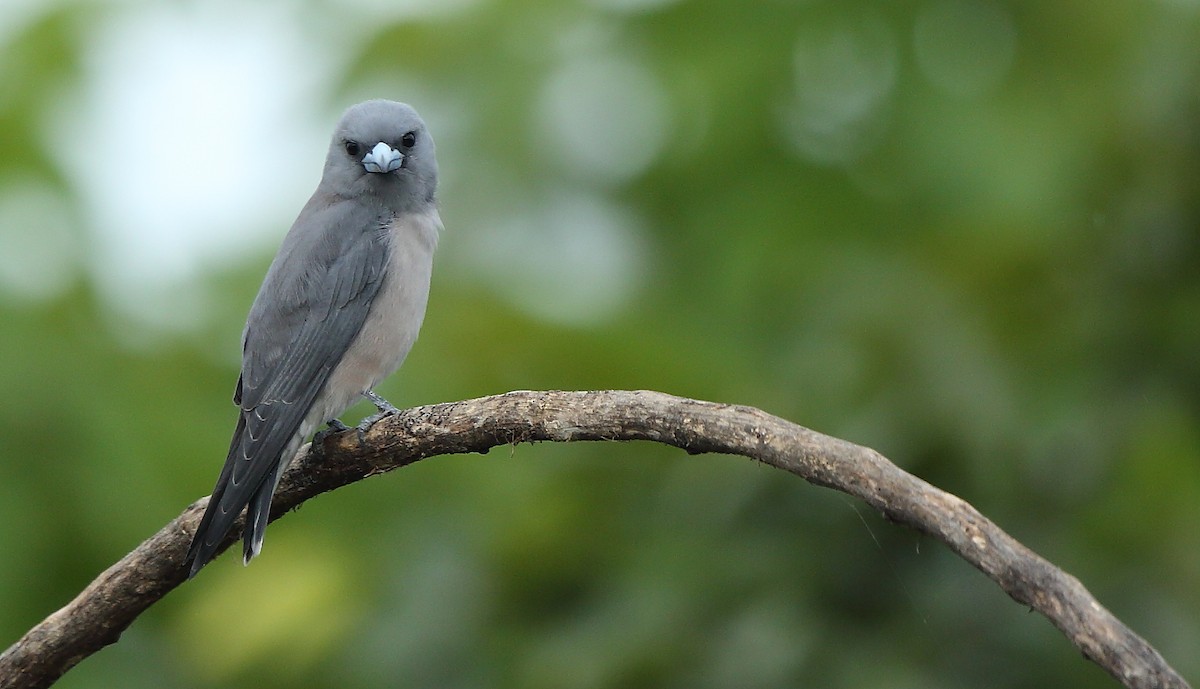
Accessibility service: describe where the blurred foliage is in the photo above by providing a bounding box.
[1,0,1198,687]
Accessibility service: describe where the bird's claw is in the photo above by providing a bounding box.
[349,391,400,447]
[312,418,351,451]
[349,415,385,447]
[355,410,388,434]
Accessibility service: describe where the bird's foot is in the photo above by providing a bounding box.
[355,392,390,432]
[354,410,388,436]
[348,391,400,444]
[312,418,352,450]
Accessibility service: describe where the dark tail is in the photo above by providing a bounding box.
[186,416,253,577]
[187,417,302,577]
[187,373,321,577]
[242,470,278,564]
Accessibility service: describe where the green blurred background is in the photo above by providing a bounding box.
[2,0,1198,687]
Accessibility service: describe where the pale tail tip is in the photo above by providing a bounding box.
[243,534,264,566]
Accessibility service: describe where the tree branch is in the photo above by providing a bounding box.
[0,390,1188,689]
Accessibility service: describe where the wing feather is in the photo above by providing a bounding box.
[186,203,390,574]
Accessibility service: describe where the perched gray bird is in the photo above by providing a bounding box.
[185,100,440,577]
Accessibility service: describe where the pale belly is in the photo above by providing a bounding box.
[303,210,440,433]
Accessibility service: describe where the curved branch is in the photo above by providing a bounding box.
[0,391,1188,689]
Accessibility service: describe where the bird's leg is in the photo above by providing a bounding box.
[355,390,400,434]
[362,390,400,414]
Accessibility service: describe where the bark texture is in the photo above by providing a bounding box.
[0,390,1188,689]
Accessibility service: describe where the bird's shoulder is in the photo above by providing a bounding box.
[259,195,391,305]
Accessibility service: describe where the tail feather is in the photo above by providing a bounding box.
[243,482,271,565]
[187,371,327,577]
[186,416,249,577]
[186,418,296,576]
[242,438,296,565]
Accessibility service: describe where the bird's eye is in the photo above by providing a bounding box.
[401,131,416,148]
[343,140,361,157]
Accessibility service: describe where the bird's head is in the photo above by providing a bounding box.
[322,99,438,212]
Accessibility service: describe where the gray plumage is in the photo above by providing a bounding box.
[186,100,440,577]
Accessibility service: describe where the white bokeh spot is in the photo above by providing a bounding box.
[779,10,898,165]
[537,53,670,184]
[0,181,80,302]
[47,1,333,326]
[464,190,648,326]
